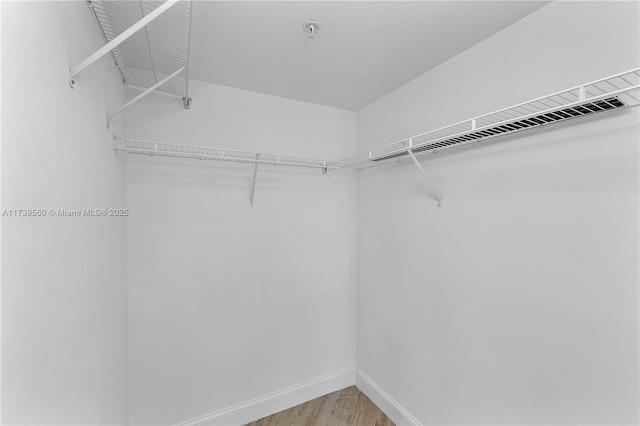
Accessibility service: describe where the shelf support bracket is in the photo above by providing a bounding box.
[250,154,260,208]
[106,67,185,128]
[406,147,442,207]
[69,0,178,87]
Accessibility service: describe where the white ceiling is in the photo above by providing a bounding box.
[189,1,548,111]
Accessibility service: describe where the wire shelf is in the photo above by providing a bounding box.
[88,0,192,99]
[114,138,344,170]
[342,68,640,170]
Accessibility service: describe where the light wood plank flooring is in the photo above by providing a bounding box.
[245,386,395,426]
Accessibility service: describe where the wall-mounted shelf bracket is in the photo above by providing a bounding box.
[406,139,442,207]
[250,154,260,208]
[69,0,178,87]
[106,67,185,128]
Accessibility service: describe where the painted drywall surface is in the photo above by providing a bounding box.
[356,2,639,425]
[123,80,356,425]
[1,2,128,424]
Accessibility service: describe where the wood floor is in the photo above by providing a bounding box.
[245,386,394,426]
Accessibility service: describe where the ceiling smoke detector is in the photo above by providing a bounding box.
[303,20,320,38]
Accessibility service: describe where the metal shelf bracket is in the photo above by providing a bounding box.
[69,0,178,88]
[106,67,185,128]
[407,139,442,207]
[250,154,260,208]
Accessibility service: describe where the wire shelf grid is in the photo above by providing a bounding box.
[115,138,344,170]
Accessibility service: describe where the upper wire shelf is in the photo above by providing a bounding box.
[114,138,344,171]
[88,0,192,100]
[342,68,640,170]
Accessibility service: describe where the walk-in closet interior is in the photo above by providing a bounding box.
[1,1,638,425]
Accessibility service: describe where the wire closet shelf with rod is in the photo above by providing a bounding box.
[113,67,640,204]
[69,3,639,206]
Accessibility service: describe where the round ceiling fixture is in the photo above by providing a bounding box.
[303,20,320,38]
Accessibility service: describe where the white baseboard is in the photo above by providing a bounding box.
[178,367,355,426]
[355,369,422,426]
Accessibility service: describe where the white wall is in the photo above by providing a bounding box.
[1,2,128,424]
[356,2,639,425]
[123,80,357,425]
